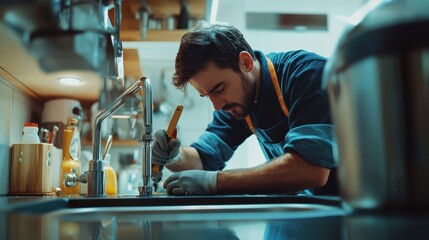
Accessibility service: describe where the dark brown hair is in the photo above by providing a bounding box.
[173,21,256,90]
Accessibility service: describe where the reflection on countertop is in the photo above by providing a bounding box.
[1,195,429,239]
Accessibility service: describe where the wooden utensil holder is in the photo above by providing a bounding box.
[9,143,55,195]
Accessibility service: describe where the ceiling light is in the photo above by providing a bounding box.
[57,77,83,86]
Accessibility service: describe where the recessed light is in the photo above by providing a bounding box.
[57,77,83,86]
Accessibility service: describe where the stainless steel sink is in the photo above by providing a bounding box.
[7,195,345,239]
[7,195,429,240]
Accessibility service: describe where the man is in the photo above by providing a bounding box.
[152,21,338,196]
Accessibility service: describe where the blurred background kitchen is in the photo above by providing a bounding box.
[0,0,364,195]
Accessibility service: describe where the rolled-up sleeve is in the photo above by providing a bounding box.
[284,124,336,169]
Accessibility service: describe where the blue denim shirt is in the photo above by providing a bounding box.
[191,50,337,194]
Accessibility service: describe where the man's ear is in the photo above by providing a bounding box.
[239,51,253,72]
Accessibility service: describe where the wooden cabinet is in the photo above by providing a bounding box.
[117,0,208,41]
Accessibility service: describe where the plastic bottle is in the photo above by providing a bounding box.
[21,122,41,143]
[103,154,117,196]
[59,127,81,196]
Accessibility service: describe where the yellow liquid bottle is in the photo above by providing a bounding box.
[67,117,81,160]
[60,128,81,196]
[104,154,117,196]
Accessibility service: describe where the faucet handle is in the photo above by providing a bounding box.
[64,173,78,187]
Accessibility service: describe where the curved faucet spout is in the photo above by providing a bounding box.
[87,77,153,197]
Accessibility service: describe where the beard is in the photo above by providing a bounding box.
[222,72,256,120]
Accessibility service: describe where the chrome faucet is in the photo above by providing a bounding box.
[87,76,153,197]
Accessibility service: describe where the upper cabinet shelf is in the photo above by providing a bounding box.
[121,29,189,42]
[116,0,209,42]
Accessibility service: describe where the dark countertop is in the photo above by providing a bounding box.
[1,194,429,239]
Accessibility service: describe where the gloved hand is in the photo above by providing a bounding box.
[152,129,181,166]
[163,170,218,196]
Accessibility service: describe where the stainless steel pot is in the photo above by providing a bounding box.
[323,0,429,213]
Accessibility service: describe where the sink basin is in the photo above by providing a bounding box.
[6,195,345,239]
[47,203,344,221]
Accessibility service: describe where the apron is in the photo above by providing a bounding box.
[244,58,289,160]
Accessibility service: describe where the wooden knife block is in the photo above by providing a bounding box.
[9,143,55,195]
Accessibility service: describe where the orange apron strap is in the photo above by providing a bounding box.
[267,58,289,117]
[245,115,256,135]
[245,57,289,136]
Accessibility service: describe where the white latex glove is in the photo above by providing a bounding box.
[163,170,218,196]
[152,129,181,166]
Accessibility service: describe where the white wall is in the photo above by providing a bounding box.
[0,77,42,195]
